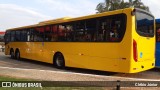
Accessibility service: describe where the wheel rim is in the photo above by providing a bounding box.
[56,56,63,67]
[11,51,14,58]
[16,52,20,59]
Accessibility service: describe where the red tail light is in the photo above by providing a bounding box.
[133,39,138,62]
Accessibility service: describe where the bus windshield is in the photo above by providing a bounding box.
[136,10,154,37]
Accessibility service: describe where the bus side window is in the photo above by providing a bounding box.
[10,31,15,42]
[74,21,85,42]
[44,26,52,41]
[30,29,34,42]
[110,20,120,41]
[65,24,74,42]
[58,25,66,41]
[98,19,111,42]
[15,30,21,41]
[115,14,126,42]
[27,30,31,42]
[51,25,58,42]
[85,19,97,42]
[97,14,126,42]
[34,27,44,42]
[21,30,27,42]
[5,31,11,43]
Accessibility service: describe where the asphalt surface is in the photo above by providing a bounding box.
[0,52,160,80]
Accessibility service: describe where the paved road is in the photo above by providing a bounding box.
[0,52,160,80]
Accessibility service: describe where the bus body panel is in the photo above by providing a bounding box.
[136,37,155,61]
[129,9,155,72]
[6,42,130,73]
[156,42,160,67]
[5,8,155,73]
[156,19,160,67]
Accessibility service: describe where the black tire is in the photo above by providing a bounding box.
[54,53,65,69]
[10,49,14,59]
[15,50,20,60]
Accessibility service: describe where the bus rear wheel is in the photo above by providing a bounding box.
[15,50,20,60]
[54,53,65,69]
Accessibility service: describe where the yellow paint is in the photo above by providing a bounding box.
[5,8,155,73]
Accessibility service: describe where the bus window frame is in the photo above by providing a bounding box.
[97,13,127,42]
[5,14,127,43]
[10,30,15,42]
[4,31,11,44]
[15,30,21,42]
[135,9,155,37]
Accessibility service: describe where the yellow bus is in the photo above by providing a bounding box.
[4,8,155,73]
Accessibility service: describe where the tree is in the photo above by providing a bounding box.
[96,0,150,13]
[129,0,150,11]
[96,2,106,13]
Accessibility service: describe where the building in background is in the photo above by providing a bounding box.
[0,32,5,52]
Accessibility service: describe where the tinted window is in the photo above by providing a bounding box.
[98,14,126,42]
[57,24,74,42]
[73,19,97,42]
[85,19,97,41]
[15,30,21,41]
[34,27,44,42]
[20,30,27,41]
[44,25,52,41]
[4,31,10,44]
[5,14,126,43]
[136,11,154,37]
[10,31,15,42]
[58,25,67,41]
[74,21,85,42]
[65,24,74,41]
[52,25,58,41]
[44,14,126,42]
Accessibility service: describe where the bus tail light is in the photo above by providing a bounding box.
[133,39,138,62]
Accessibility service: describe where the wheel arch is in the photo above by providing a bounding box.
[53,51,62,64]
[10,48,14,55]
[15,48,20,53]
[53,51,66,66]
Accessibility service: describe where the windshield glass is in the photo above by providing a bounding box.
[136,11,154,37]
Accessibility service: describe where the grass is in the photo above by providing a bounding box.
[0,76,31,81]
[0,76,105,90]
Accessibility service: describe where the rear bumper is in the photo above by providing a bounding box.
[129,59,155,73]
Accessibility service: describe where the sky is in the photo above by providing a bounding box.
[0,0,160,31]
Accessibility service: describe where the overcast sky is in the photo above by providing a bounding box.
[0,0,159,31]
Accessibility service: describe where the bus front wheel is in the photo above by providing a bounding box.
[54,53,65,69]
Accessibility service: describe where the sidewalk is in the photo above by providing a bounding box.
[0,66,159,81]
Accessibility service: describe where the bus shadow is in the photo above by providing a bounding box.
[6,57,117,76]
[152,67,160,71]
[5,56,160,79]
[3,54,160,79]
[65,67,117,76]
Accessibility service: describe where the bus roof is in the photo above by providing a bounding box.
[7,8,136,31]
[39,17,71,25]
